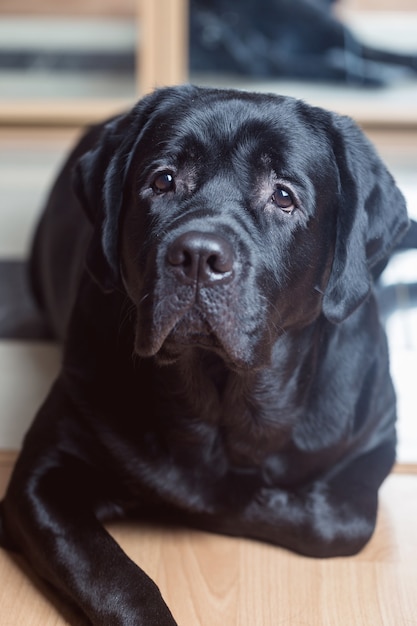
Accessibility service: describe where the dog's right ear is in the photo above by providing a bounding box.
[72,120,124,225]
[73,85,200,292]
[72,112,138,292]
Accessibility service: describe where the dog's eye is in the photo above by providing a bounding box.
[152,172,175,194]
[271,187,295,213]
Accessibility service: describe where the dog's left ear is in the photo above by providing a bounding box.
[322,113,409,323]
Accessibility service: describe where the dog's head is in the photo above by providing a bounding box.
[74,85,408,370]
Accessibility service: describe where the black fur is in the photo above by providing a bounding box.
[0,85,409,625]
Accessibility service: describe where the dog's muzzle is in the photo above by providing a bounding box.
[133,225,269,369]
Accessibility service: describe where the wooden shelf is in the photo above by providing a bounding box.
[0,98,135,127]
[0,0,188,126]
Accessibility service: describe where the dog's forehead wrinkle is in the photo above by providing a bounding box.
[166,96,297,155]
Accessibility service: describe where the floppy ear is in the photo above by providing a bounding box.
[73,85,197,292]
[72,113,136,291]
[322,113,409,323]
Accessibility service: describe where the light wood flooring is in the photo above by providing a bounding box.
[0,453,417,625]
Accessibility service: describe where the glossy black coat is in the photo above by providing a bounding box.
[0,86,409,625]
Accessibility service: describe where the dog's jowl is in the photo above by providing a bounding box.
[0,86,409,625]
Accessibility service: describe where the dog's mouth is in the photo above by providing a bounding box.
[133,283,267,370]
[135,300,239,365]
[166,310,223,350]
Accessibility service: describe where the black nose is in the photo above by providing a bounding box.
[166,231,235,285]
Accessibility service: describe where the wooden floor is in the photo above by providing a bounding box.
[0,453,416,625]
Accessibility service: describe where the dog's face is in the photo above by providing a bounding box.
[75,86,408,370]
[120,93,340,370]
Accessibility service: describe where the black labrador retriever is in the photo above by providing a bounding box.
[0,85,409,625]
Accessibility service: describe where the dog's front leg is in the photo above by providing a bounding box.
[0,392,178,625]
[239,441,395,559]
[1,458,177,625]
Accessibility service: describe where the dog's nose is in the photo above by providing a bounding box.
[166,231,235,285]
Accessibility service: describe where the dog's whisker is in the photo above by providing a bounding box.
[139,292,151,305]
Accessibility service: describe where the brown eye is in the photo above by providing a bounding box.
[272,187,295,213]
[152,172,175,194]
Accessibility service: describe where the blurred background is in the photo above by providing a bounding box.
[0,0,416,466]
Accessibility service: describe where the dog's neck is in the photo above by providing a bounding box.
[152,324,323,467]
